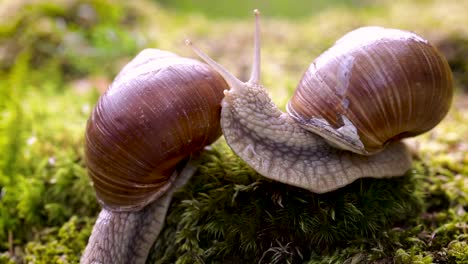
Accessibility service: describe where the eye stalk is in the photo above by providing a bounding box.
[248,9,261,84]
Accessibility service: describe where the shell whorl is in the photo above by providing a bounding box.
[85,49,227,211]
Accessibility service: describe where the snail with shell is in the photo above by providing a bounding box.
[81,10,453,264]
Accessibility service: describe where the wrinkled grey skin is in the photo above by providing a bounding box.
[81,162,196,264]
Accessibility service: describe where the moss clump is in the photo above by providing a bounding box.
[395,248,433,264]
[22,216,94,263]
[448,241,468,263]
[149,142,425,263]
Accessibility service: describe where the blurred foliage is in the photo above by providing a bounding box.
[0,0,466,263]
[154,0,368,19]
[0,44,100,260]
[22,216,94,263]
[0,0,143,80]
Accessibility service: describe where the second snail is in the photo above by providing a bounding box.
[82,9,453,264]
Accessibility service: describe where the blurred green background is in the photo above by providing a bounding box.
[157,0,366,19]
[0,0,467,263]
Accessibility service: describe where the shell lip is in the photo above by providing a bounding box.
[286,102,378,156]
[96,158,191,212]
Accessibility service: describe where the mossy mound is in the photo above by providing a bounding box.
[149,142,424,263]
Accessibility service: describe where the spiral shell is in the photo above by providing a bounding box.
[287,27,453,155]
[85,49,227,211]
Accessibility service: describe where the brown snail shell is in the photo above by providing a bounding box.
[85,49,227,212]
[287,27,453,155]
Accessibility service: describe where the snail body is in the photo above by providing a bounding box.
[82,49,227,263]
[188,10,453,193]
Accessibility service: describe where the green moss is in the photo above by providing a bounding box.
[448,241,468,263]
[149,142,425,263]
[0,0,467,262]
[147,131,467,263]
[23,216,94,264]
[395,248,433,264]
[0,48,100,260]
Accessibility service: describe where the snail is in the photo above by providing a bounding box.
[81,49,227,263]
[81,9,453,263]
[186,9,453,193]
